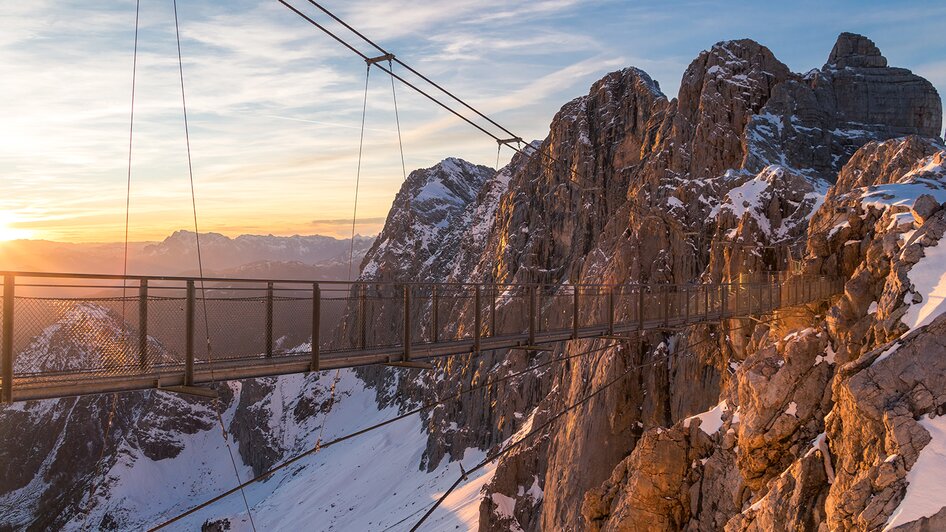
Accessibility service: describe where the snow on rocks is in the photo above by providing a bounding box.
[683,399,731,435]
[884,415,946,531]
[900,232,946,333]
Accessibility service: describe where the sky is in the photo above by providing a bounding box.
[1,0,944,243]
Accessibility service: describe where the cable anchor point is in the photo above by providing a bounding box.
[365,53,395,65]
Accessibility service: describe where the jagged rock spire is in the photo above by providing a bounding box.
[825,32,888,69]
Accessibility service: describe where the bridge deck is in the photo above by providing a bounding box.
[0,272,842,402]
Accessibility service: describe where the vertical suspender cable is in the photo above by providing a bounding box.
[388,60,407,185]
[388,60,414,253]
[348,65,371,281]
[80,3,140,528]
[172,2,256,530]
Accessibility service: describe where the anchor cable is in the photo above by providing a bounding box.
[80,2,140,526]
[172,1,256,529]
[348,65,371,281]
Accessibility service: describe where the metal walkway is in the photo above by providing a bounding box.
[0,272,842,402]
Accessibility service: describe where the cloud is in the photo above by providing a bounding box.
[4,0,942,244]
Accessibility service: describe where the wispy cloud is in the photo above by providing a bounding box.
[2,0,942,243]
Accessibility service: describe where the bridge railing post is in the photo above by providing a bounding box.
[432,285,439,343]
[721,283,728,319]
[403,285,411,361]
[2,274,14,403]
[572,285,579,340]
[139,279,148,369]
[537,284,543,335]
[185,280,195,387]
[607,287,615,335]
[358,284,367,349]
[474,285,481,354]
[704,284,709,319]
[528,285,536,345]
[265,281,274,358]
[490,286,496,337]
[663,285,670,327]
[311,283,320,372]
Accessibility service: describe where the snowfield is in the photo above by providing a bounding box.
[70,371,494,531]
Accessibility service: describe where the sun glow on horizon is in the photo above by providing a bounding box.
[0,213,33,241]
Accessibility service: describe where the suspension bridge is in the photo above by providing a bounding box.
[3,1,852,529]
[0,271,840,403]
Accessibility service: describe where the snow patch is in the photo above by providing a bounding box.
[785,401,798,417]
[884,415,946,530]
[901,235,946,333]
[684,400,729,435]
[873,343,901,366]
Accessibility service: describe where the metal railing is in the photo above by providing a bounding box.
[0,271,843,402]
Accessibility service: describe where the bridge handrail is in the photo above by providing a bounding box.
[0,270,820,289]
[0,271,844,402]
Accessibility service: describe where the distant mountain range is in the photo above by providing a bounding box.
[0,231,376,281]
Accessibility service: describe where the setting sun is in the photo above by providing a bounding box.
[0,213,32,241]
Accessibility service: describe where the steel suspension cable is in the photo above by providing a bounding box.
[348,65,371,281]
[148,341,617,530]
[172,1,256,529]
[407,316,782,530]
[274,1,698,259]
[389,59,408,185]
[305,0,521,142]
[147,299,823,530]
[81,2,140,526]
[388,59,414,249]
[281,0,835,260]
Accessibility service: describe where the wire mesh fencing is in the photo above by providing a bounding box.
[0,272,843,402]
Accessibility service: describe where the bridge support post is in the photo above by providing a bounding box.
[703,285,709,319]
[311,283,320,372]
[663,286,669,327]
[528,285,536,345]
[139,279,148,369]
[2,275,14,403]
[359,284,367,350]
[474,285,481,354]
[719,284,725,319]
[403,285,411,361]
[265,282,274,358]
[490,286,496,337]
[185,280,195,387]
[607,287,615,336]
[572,286,579,340]
[432,285,439,343]
[748,282,753,317]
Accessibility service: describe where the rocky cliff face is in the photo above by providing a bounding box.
[328,31,945,531]
[343,31,945,531]
[3,31,945,531]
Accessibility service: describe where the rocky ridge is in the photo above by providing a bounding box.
[2,31,945,531]
[343,32,944,531]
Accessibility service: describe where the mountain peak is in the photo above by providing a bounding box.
[826,32,887,69]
